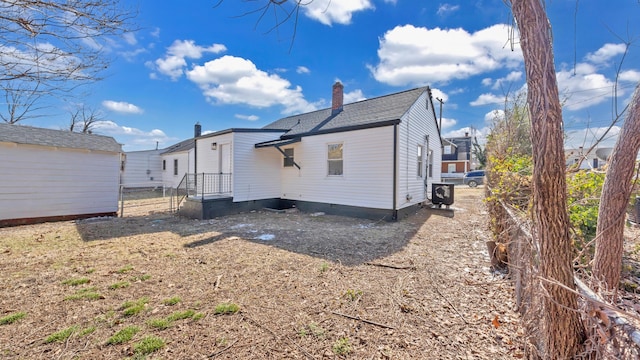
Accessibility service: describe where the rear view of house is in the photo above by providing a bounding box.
[177,83,443,221]
[0,123,122,227]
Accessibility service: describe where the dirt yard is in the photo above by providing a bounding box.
[0,187,525,359]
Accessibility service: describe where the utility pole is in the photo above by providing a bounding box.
[435,97,444,132]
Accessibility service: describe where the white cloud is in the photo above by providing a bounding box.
[123,33,137,46]
[369,24,523,86]
[302,0,374,26]
[484,109,505,123]
[186,55,317,114]
[151,27,160,38]
[585,43,626,65]
[155,40,227,80]
[440,117,457,129]
[344,89,366,103]
[296,66,310,74]
[470,93,503,106]
[430,88,448,103]
[556,64,617,111]
[491,71,522,90]
[564,126,621,149]
[437,4,460,16]
[620,70,640,82]
[235,114,259,121]
[481,78,493,86]
[91,121,171,151]
[102,100,144,114]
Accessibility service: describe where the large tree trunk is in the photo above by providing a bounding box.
[511,0,584,357]
[593,85,640,295]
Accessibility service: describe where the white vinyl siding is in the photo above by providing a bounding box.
[121,149,163,187]
[232,132,283,201]
[161,150,194,189]
[281,126,395,210]
[0,143,120,221]
[397,91,442,210]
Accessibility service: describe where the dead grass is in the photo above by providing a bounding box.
[0,187,527,359]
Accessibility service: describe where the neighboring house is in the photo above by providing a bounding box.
[565,147,612,170]
[161,138,195,188]
[121,149,163,187]
[0,123,122,227]
[441,132,476,181]
[178,82,443,221]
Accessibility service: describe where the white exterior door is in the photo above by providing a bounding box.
[219,143,231,174]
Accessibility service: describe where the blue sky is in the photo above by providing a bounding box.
[25,0,640,152]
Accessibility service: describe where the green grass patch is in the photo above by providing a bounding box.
[86,268,96,274]
[131,274,151,282]
[299,322,325,339]
[147,318,171,330]
[332,337,351,355]
[167,309,195,322]
[109,281,130,290]
[79,326,97,337]
[45,326,78,343]
[121,297,149,317]
[344,289,363,301]
[133,336,165,355]
[0,312,26,325]
[214,303,239,315]
[163,296,181,306]
[320,262,330,273]
[64,287,102,301]
[117,265,134,274]
[62,277,90,286]
[106,326,139,345]
[192,312,205,321]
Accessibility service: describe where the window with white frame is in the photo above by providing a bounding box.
[283,148,294,167]
[327,143,343,176]
[417,145,423,177]
[447,164,456,173]
[444,145,452,155]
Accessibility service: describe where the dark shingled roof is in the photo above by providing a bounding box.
[160,138,194,155]
[262,87,429,138]
[0,123,122,152]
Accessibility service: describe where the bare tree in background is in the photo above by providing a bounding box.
[0,0,135,123]
[510,0,584,357]
[68,104,104,133]
[0,80,45,123]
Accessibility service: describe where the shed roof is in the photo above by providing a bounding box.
[160,138,194,155]
[262,87,430,138]
[0,123,122,153]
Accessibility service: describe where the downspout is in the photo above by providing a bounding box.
[392,124,398,220]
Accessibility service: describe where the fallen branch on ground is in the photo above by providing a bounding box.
[364,262,415,270]
[331,311,395,329]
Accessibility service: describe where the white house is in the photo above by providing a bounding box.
[121,149,163,187]
[565,147,612,170]
[177,82,443,221]
[0,123,122,226]
[160,138,195,188]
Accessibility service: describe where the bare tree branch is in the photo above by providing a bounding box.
[0,0,136,123]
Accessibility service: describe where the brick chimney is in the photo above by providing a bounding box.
[332,81,344,115]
